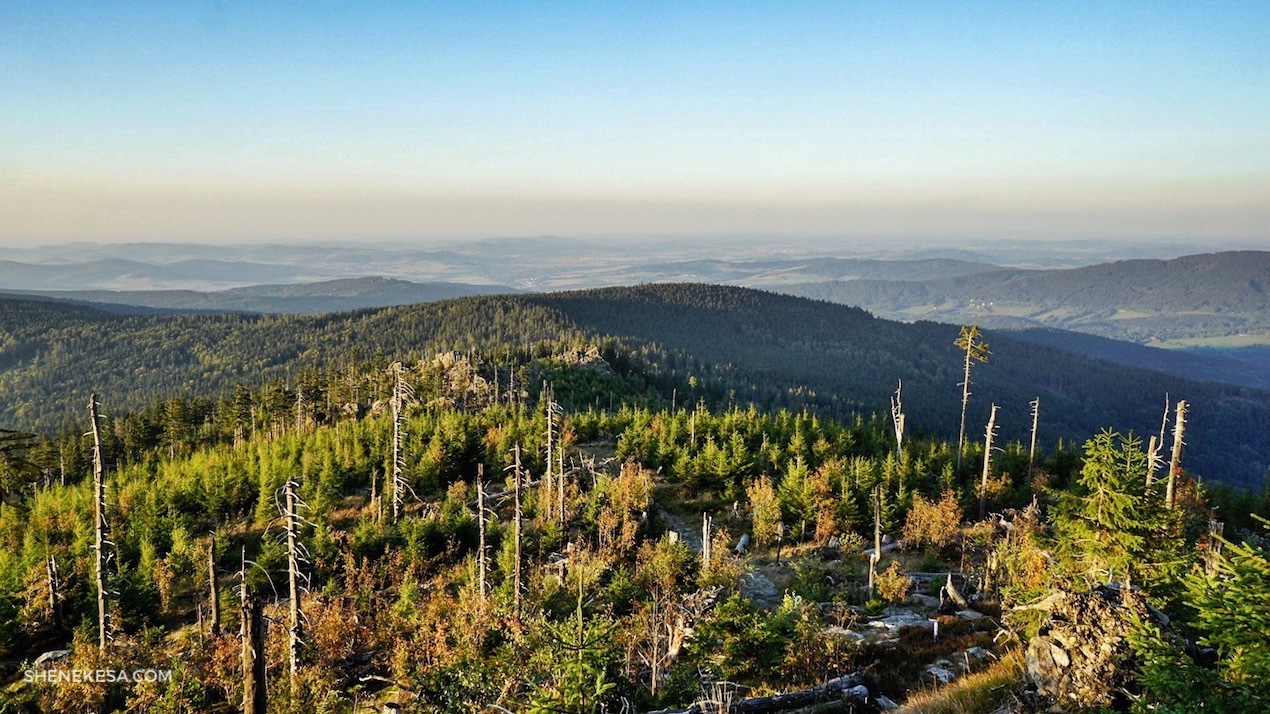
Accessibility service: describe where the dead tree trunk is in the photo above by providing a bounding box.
[294,386,305,435]
[646,673,868,714]
[544,381,554,519]
[955,325,988,474]
[89,394,111,652]
[1146,436,1161,487]
[241,596,267,714]
[477,465,488,606]
[513,444,523,620]
[1166,400,1187,508]
[46,555,61,630]
[390,363,411,522]
[558,441,566,527]
[208,535,220,637]
[890,379,905,455]
[285,477,302,685]
[701,513,712,571]
[1205,517,1225,576]
[979,404,999,520]
[1028,397,1040,481]
[868,485,881,598]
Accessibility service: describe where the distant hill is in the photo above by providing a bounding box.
[779,251,1270,344]
[1002,328,1270,391]
[622,257,1001,286]
[0,277,515,314]
[0,284,1266,486]
[0,258,332,290]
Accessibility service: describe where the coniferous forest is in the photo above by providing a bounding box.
[0,285,1267,713]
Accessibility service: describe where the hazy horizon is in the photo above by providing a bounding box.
[3,2,1268,245]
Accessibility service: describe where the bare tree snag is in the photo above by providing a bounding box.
[241,596,267,714]
[89,394,112,652]
[285,476,303,685]
[46,554,61,630]
[868,485,881,598]
[1028,397,1040,481]
[954,325,989,474]
[477,465,488,606]
[208,535,220,637]
[1167,400,1187,508]
[558,440,566,527]
[544,381,554,519]
[294,385,304,435]
[512,444,523,619]
[980,404,999,519]
[701,513,712,571]
[1146,435,1162,487]
[389,362,412,522]
[890,379,905,455]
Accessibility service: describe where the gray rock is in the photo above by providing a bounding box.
[924,665,957,685]
[33,650,71,665]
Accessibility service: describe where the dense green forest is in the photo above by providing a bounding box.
[2,285,1268,487]
[0,330,1267,712]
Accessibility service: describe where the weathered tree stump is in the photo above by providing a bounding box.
[1022,584,1162,711]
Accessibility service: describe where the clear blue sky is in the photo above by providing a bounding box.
[1,1,1267,243]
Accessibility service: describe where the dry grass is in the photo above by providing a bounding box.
[896,650,1027,714]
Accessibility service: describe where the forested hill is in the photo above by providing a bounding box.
[780,250,1270,344]
[0,276,513,315]
[1,284,1267,485]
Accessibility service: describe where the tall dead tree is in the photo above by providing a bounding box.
[294,385,305,435]
[208,535,220,637]
[543,381,555,519]
[1028,397,1040,481]
[477,465,488,606]
[701,513,713,571]
[390,362,413,522]
[46,554,61,630]
[89,394,113,652]
[890,380,905,455]
[558,438,567,527]
[1166,400,1188,508]
[284,476,305,686]
[868,485,881,598]
[511,444,524,619]
[979,404,999,519]
[1146,436,1162,487]
[954,325,989,474]
[239,546,267,714]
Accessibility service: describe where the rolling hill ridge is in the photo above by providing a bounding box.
[0,284,1266,486]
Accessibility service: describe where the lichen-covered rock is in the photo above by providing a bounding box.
[1023,585,1157,711]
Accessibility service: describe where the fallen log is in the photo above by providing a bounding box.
[643,672,872,714]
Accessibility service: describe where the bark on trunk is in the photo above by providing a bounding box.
[208,535,220,637]
[89,394,110,652]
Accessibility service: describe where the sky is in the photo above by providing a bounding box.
[1,1,1268,245]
